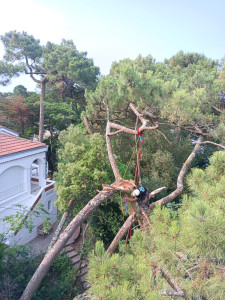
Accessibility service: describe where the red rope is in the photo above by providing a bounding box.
[137,127,143,136]
[126,214,133,246]
[134,137,144,186]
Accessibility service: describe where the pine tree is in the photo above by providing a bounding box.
[88,151,225,299]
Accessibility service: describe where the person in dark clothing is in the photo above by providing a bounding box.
[131,185,150,209]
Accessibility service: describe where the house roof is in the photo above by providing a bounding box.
[0,132,46,157]
[0,126,19,136]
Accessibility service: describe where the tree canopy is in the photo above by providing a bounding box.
[88,151,225,300]
[0,31,100,141]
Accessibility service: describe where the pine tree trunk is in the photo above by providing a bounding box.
[38,80,46,143]
[20,189,117,300]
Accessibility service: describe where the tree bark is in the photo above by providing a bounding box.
[47,199,74,253]
[83,115,95,134]
[107,214,134,254]
[20,188,117,300]
[25,56,48,143]
[38,80,47,143]
[148,136,203,210]
[106,121,122,181]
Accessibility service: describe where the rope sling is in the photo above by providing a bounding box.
[126,126,144,245]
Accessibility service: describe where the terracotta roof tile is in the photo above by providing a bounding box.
[0,133,46,157]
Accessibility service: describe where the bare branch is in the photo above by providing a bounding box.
[148,136,203,209]
[155,263,184,294]
[106,122,122,181]
[148,187,166,199]
[201,141,225,150]
[156,129,172,144]
[107,129,124,136]
[109,122,137,135]
[25,56,41,84]
[161,290,185,297]
[82,115,95,134]
[169,250,193,281]
[212,105,223,113]
[129,103,146,124]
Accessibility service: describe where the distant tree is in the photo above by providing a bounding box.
[0,31,99,142]
[13,85,28,97]
[0,96,34,134]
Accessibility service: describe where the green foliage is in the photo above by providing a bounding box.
[0,61,24,85]
[88,151,225,299]
[85,52,222,197]
[0,246,78,300]
[88,233,167,300]
[42,39,100,91]
[54,124,113,212]
[2,203,50,238]
[91,201,125,246]
[34,254,78,300]
[85,52,220,138]
[13,85,28,97]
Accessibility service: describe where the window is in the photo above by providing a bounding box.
[48,200,52,211]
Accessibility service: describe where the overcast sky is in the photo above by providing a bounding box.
[0,0,225,92]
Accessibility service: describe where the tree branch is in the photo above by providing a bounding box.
[148,136,203,209]
[201,141,225,150]
[161,290,185,297]
[155,263,184,295]
[106,122,122,181]
[82,115,95,134]
[25,56,41,84]
[106,187,166,254]
[47,199,74,253]
[212,105,223,113]
[20,188,118,300]
[107,214,135,254]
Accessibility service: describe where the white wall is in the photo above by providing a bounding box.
[0,148,58,246]
[0,166,26,203]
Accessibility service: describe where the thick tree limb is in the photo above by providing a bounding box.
[108,121,137,135]
[47,199,74,253]
[20,188,118,300]
[106,186,166,254]
[155,263,184,295]
[106,103,158,180]
[107,214,135,254]
[148,187,166,200]
[83,115,95,134]
[148,136,203,210]
[106,122,122,181]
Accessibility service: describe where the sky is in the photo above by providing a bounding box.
[0,0,225,92]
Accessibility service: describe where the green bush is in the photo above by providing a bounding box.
[0,246,79,300]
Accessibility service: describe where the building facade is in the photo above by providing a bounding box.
[0,126,57,245]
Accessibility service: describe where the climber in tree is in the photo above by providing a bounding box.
[131,185,150,209]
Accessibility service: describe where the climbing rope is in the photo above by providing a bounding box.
[126,209,133,247]
[134,127,144,186]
